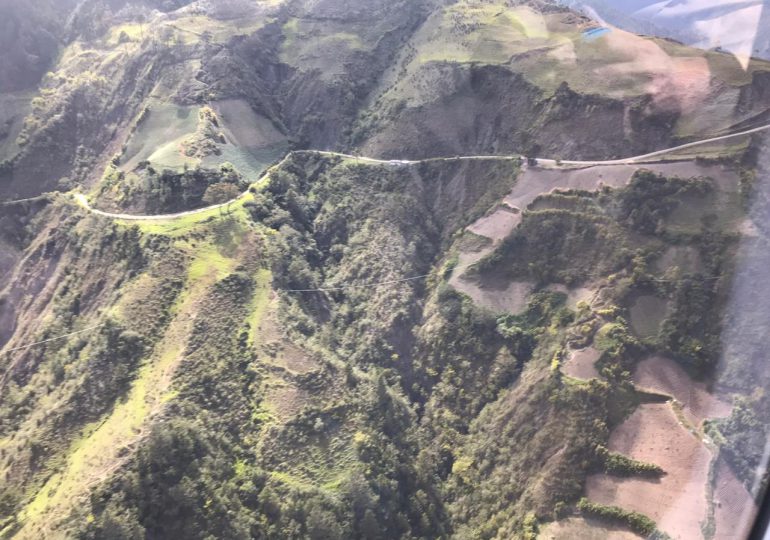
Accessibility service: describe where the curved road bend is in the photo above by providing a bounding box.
[75,123,770,221]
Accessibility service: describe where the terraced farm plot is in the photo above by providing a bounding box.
[584,352,737,540]
[586,402,712,540]
[377,0,770,144]
[466,205,522,241]
[632,356,731,426]
[540,516,640,539]
[713,457,758,540]
[449,204,534,314]
[455,278,535,315]
[563,346,601,380]
[449,159,736,315]
[629,295,668,340]
[121,101,200,171]
[208,99,289,179]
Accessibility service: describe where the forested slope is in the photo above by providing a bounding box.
[2,1,770,539]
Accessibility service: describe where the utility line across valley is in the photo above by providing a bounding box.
[2,323,105,354]
[2,123,758,351]
[278,273,431,292]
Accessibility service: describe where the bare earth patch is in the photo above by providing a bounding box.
[275,342,318,374]
[454,277,534,315]
[586,403,711,540]
[449,204,533,314]
[539,516,641,540]
[264,381,310,423]
[713,457,758,540]
[633,356,732,426]
[467,205,522,242]
[507,162,738,212]
[545,283,594,310]
[737,217,760,238]
[564,346,601,380]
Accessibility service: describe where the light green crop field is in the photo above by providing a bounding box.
[415,3,556,65]
[202,141,287,181]
[119,97,287,181]
[121,100,200,171]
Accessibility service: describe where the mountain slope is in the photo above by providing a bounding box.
[1,1,770,539]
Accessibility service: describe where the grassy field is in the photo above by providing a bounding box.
[374,0,770,141]
[18,247,228,536]
[15,180,274,537]
[121,100,200,172]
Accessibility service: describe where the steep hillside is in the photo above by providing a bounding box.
[0,0,431,200]
[3,0,769,202]
[1,1,770,539]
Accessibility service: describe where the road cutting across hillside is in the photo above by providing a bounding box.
[73,122,770,221]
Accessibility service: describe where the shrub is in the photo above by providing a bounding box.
[597,446,664,478]
[577,498,662,537]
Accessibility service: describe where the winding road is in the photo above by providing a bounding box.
[74,123,770,221]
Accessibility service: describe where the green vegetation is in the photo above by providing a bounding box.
[597,447,664,478]
[475,169,737,381]
[2,1,768,538]
[615,170,713,236]
[577,498,666,538]
[98,160,245,214]
[476,208,632,286]
[181,106,227,159]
